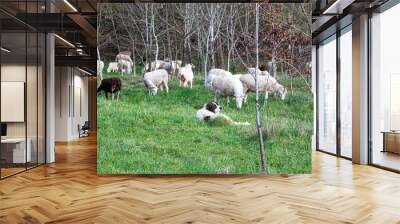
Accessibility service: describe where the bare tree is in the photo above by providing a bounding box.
[98,2,311,88]
[254,3,267,173]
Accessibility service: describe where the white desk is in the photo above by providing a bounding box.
[1,138,31,163]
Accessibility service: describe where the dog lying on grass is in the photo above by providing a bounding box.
[196,101,250,126]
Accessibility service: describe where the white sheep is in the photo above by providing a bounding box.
[232,74,243,80]
[143,69,169,96]
[107,62,118,73]
[211,75,245,109]
[116,53,133,65]
[247,67,270,76]
[206,68,233,89]
[178,64,194,88]
[247,67,258,75]
[169,60,182,72]
[118,60,132,75]
[144,60,165,72]
[97,60,104,80]
[239,74,287,105]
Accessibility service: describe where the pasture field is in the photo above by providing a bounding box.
[97,67,313,174]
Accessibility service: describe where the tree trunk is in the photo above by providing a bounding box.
[227,50,231,71]
[204,31,210,85]
[110,14,120,52]
[217,39,225,69]
[132,41,136,76]
[145,5,149,70]
[166,6,172,60]
[181,37,186,65]
[254,3,267,173]
[151,5,158,70]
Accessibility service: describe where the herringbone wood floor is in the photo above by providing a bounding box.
[1,135,400,224]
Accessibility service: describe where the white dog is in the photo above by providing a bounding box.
[196,102,250,126]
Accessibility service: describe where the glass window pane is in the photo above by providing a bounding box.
[340,28,352,158]
[318,36,337,154]
[38,32,45,165]
[27,31,38,169]
[1,31,27,177]
[371,4,400,171]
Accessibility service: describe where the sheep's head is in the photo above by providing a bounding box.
[234,95,246,109]
[149,86,158,96]
[184,63,195,69]
[277,84,287,100]
[144,79,158,96]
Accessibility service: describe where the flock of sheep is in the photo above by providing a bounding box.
[97,51,287,110]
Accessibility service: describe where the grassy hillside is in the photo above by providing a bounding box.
[97,67,313,174]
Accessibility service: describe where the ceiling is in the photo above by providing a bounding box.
[311,0,390,43]
[0,0,99,74]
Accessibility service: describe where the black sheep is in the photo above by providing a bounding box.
[97,77,122,100]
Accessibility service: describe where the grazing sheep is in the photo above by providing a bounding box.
[97,77,122,100]
[232,74,243,80]
[196,101,250,126]
[239,74,287,105]
[168,60,182,74]
[115,52,133,76]
[143,69,169,96]
[206,68,233,89]
[247,67,270,76]
[178,64,194,88]
[115,52,133,65]
[158,62,173,74]
[97,60,104,80]
[144,60,165,72]
[107,62,118,73]
[118,60,132,75]
[211,75,245,109]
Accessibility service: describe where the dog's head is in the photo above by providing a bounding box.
[259,64,267,71]
[205,101,221,114]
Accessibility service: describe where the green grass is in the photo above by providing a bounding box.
[97,67,313,174]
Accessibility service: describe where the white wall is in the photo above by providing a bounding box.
[55,67,89,141]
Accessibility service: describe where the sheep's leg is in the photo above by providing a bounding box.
[112,92,115,100]
[164,81,169,93]
[117,91,120,100]
[227,96,230,105]
[190,80,193,89]
[244,94,248,103]
[215,94,221,104]
[264,91,269,106]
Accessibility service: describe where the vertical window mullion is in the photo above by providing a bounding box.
[37,0,39,167]
[25,0,28,171]
[316,44,319,151]
[336,30,341,157]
